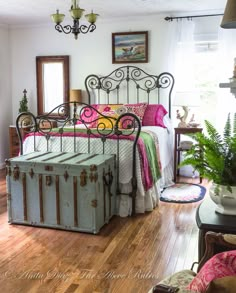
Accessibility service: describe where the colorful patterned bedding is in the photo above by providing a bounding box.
[18,107,173,217]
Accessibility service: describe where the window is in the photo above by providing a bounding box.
[193,41,219,126]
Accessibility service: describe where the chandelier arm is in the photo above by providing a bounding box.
[78,23,96,34]
[55,24,73,34]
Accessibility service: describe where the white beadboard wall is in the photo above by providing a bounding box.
[0,15,220,167]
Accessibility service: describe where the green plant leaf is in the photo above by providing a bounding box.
[180,113,236,191]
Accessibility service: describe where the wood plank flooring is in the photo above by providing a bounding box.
[0,169,209,293]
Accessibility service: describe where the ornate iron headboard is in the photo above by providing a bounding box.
[85,65,175,118]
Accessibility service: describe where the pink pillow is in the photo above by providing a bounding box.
[188,250,236,292]
[142,104,167,128]
[76,104,98,126]
[120,102,148,128]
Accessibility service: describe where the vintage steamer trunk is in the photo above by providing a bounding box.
[6,152,116,234]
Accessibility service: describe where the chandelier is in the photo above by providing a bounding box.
[51,0,99,40]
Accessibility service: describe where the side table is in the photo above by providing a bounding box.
[9,125,31,158]
[174,127,203,183]
[196,197,236,262]
[9,121,57,158]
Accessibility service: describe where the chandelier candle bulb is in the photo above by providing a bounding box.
[51,10,65,24]
[85,11,99,24]
[70,8,84,20]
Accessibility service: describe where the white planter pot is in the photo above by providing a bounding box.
[209,183,236,215]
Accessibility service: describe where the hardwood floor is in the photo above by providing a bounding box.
[0,169,209,293]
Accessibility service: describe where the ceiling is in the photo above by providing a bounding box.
[0,0,227,27]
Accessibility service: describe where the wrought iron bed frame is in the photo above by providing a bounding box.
[85,65,174,118]
[16,103,141,216]
[15,66,174,216]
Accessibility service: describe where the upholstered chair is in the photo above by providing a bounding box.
[149,231,236,293]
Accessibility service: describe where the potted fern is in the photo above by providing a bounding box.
[19,89,29,113]
[18,89,31,126]
[180,113,236,215]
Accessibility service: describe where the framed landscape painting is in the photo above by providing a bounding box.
[112,31,148,64]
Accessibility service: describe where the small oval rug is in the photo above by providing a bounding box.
[160,183,206,203]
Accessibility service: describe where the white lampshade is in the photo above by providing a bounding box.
[221,0,236,29]
[173,91,200,107]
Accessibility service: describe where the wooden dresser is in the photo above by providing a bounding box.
[9,121,57,158]
[9,126,21,158]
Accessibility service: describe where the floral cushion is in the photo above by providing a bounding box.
[120,102,148,128]
[149,270,196,293]
[76,104,98,126]
[142,104,168,128]
[96,104,124,128]
[188,250,236,292]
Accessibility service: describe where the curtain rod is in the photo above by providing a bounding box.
[165,13,223,22]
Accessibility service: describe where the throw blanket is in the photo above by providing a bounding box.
[23,127,161,191]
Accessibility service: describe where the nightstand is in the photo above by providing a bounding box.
[9,125,31,158]
[9,126,19,158]
[174,127,203,183]
[9,121,57,158]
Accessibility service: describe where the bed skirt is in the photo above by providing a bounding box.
[117,163,174,217]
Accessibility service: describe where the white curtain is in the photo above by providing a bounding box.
[165,19,197,177]
[175,20,196,91]
[165,19,195,92]
[165,19,236,131]
[216,28,236,132]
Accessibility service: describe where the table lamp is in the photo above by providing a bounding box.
[69,89,82,122]
[69,89,82,103]
[173,91,200,128]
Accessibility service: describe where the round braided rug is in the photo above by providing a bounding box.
[160,183,206,203]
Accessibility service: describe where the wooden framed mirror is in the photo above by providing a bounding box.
[36,55,70,116]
